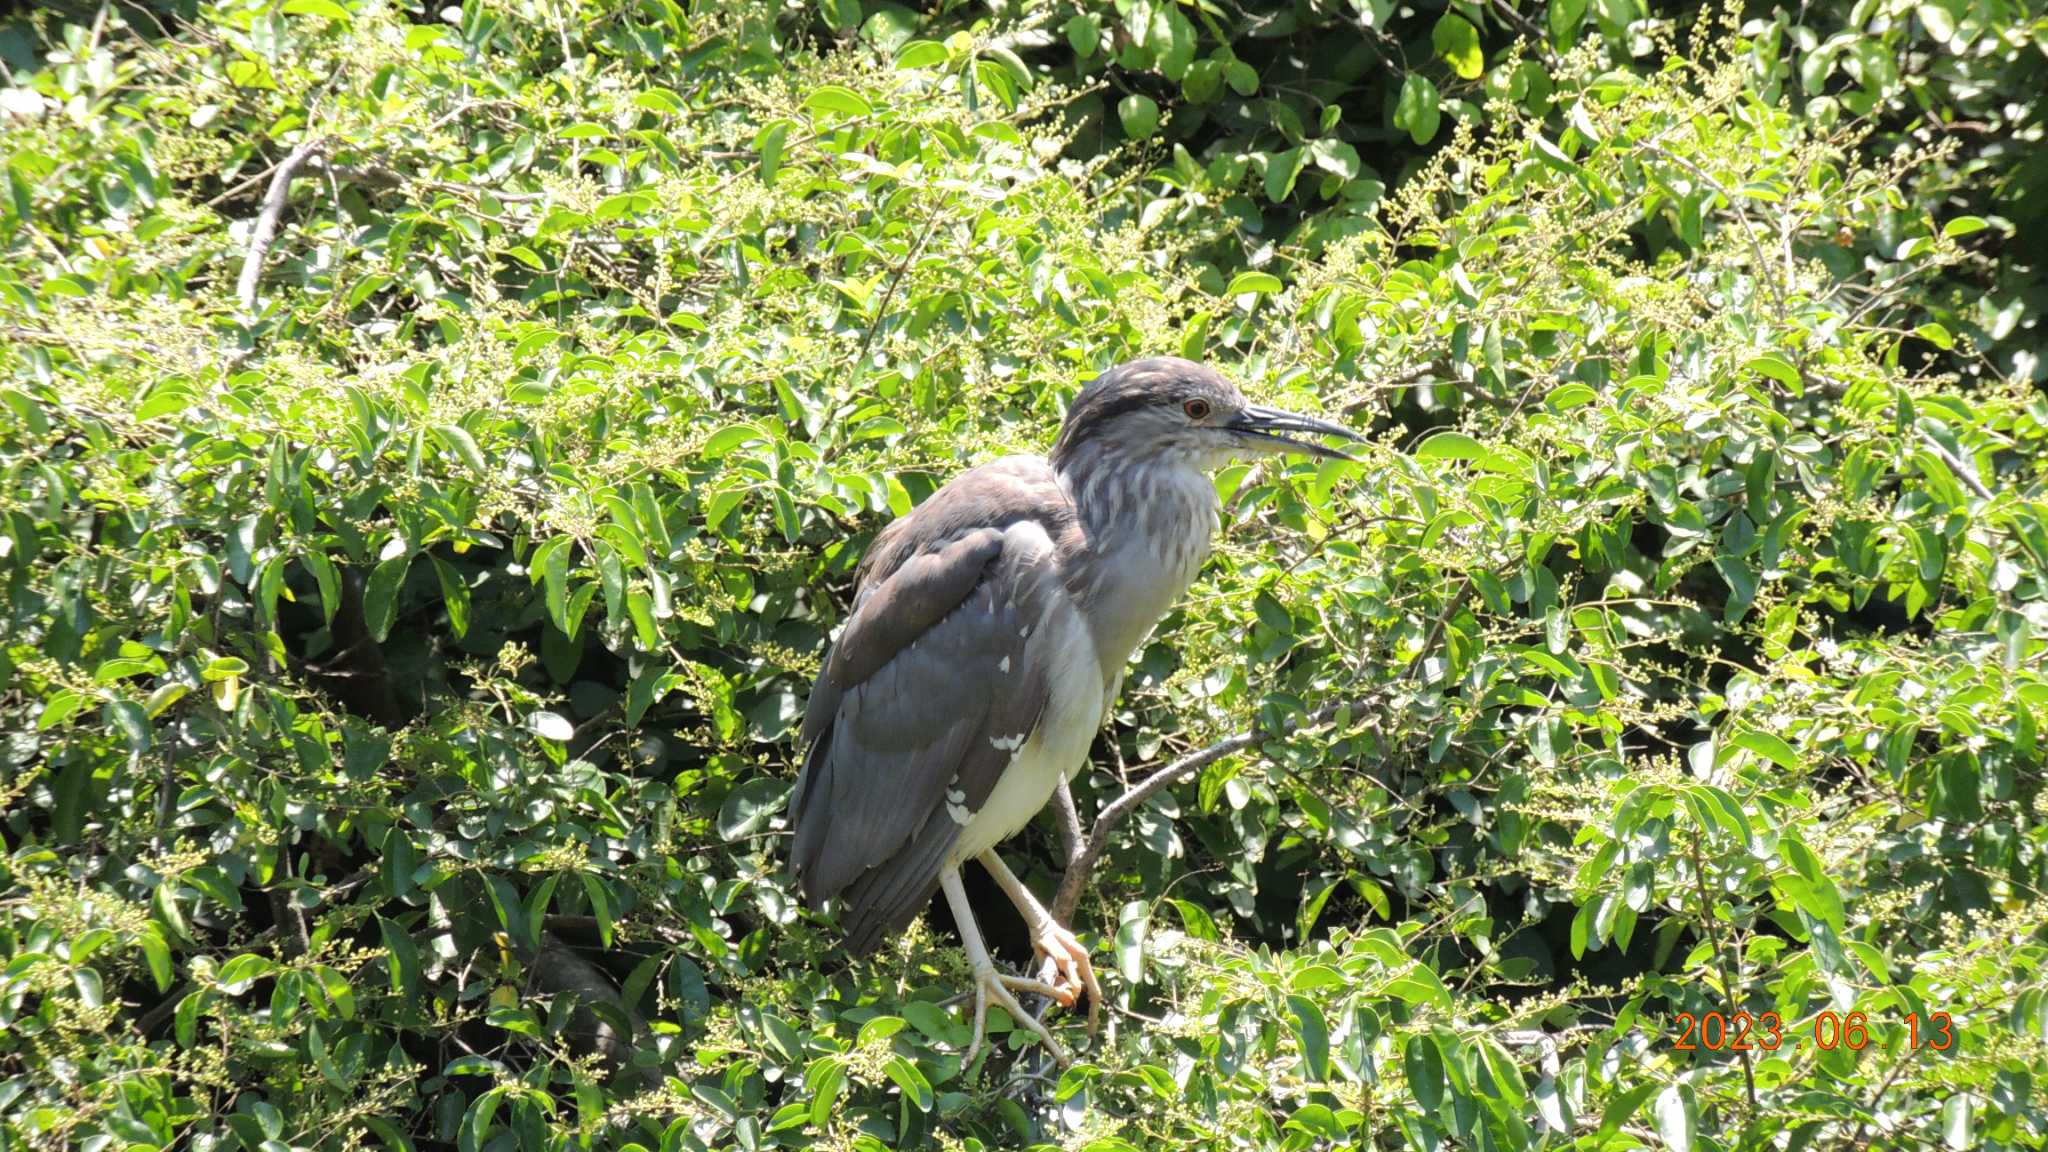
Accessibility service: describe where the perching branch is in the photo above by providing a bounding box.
[1050,580,1473,923]
[235,137,326,318]
[1050,774,1085,868]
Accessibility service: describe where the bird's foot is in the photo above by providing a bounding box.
[964,963,1069,1067]
[1031,919,1102,1035]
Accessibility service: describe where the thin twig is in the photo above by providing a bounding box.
[1485,0,1561,69]
[848,197,942,379]
[1838,1041,1921,1152]
[1917,432,1993,500]
[235,137,326,318]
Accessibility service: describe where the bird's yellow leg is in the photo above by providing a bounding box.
[939,867,1069,1066]
[979,850,1102,1034]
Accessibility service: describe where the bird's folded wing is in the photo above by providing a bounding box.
[788,522,1056,946]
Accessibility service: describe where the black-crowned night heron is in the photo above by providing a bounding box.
[787,356,1361,1063]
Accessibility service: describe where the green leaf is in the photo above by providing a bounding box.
[1118,93,1160,139]
[857,1015,905,1046]
[140,926,175,991]
[431,555,471,639]
[201,656,249,681]
[1713,554,1757,623]
[633,88,684,114]
[1917,3,1958,42]
[1169,897,1218,941]
[1403,1033,1444,1110]
[1532,134,1580,174]
[718,776,789,841]
[313,964,356,1018]
[882,1056,933,1111]
[1409,426,1474,457]
[1655,1084,1697,1152]
[282,0,351,21]
[1432,14,1484,80]
[1475,1037,1527,1107]
[756,119,791,186]
[105,699,150,754]
[383,825,418,899]
[435,424,488,473]
[1414,431,1534,479]
[625,662,673,727]
[579,873,613,948]
[94,656,163,682]
[1548,381,1597,407]
[534,536,572,635]
[216,953,275,994]
[1395,74,1441,145]
[1182,59,1223,104]
[346,273,391,309]
[1264,146,1306,202]
[1597,1083,1660,1140]
[1747,354,1802,389]
[529,711,574,741]
[1309,138,1361,180]
[364,554,411,642]
[1729,728,1802,770]
[804,85,872,118]
[1942,1095,1974,1149]
[895,39,949,69]
[1286,995,1330,1082]
[1549,0,1589,46]
[302,551,341,623]
[1225,271,1283,297]
[1941,214,1986,238]
[39,690,87,730]
[1115,900,1150,984]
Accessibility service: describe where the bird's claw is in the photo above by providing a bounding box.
[1031,920,1103,1035]
[964,965,1070,1068]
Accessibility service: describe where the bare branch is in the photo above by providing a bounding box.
[235,138,326,318]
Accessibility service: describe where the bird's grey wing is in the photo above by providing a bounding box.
[788,523,1057,952]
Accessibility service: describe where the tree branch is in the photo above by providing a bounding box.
[235,137,326,318]
[1918,432,1993,500]
[1050,774,1084,868]
[1050,579,1473,923]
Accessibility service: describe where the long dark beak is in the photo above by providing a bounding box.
[1227,404,1364,461]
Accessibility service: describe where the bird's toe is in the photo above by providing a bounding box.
[1032,921,1099,1023]
[963,965,1070,1067]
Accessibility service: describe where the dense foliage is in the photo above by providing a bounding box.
[2,2,2045,1151]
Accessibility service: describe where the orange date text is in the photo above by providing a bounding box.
[1670,1011,1955,1053]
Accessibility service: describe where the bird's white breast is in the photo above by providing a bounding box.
[945,524,1106,867]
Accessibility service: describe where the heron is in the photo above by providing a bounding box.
[787,356,1361,1063]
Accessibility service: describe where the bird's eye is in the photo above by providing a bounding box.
[1183,398,1211,421]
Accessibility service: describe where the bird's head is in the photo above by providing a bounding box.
[1050,356,1362,474]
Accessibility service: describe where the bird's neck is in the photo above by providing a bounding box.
[1055,452,1220,674]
